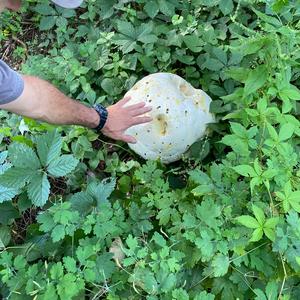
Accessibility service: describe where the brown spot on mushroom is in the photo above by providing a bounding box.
[155,114,168,136]
[194,95,207,112]
[180,83,194,97]
[132,84,140,90]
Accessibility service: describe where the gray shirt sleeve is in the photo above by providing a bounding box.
[0,59,24,105]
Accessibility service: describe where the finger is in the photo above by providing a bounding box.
[130,106,152,117]
[130,116,153,126]
[121,135,137,144]
[127,102,146,110]
[118,96,131,106]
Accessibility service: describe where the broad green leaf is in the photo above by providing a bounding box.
[0,185,19,203]
[236,215,259,228]
[27,173,50,207]
[0,167,35,188]
[183,35,204,53]
[144,1,159,18]
[101,78,123,96]
[232,165,256,177]
[0,151,7,164]
[86,178,116,205]
[244,65,267,96]
[63,256,77,273]
[136,23,157,44]
[212,254,230,277]
[265,281,279,300]
[289,191,300,212]
[158,0,175,16]
[250,228,263,242]
[70,192,95,215]
[36,130,62,166]
[252,7,282,27]
[34,3,56,15]
[192,184,214,196]
[252,205,265,226]
[8,143,40,170]
[253,159,262,175]
[264,217,279,229]
[279,86,300,100]
[278,123,294,141]
[40,16,57,31]
[51,224,65,242]
[267,123,278,141]
[195,291,215,300]
[47,155,79,177]
[219,0,233,15]
[0,226,11,248]
[263,227,275,241]
[0,202,19,224]
[37,212,55,232]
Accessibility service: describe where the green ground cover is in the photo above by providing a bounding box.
[0,0,300,299]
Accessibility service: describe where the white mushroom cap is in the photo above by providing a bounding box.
[124,73,215,163]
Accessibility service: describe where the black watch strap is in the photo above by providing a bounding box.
[93,104,108,131]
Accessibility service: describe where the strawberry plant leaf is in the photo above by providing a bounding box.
[36,130,62,166]
[47,155,78,177]
[27,173,50,207]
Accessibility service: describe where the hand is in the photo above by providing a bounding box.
[3,0,21,11]
[101,96,152,143]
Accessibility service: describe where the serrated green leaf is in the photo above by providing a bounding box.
[51,224,65,242]
[219,0,233,15]
[264,217,279,229]
[212,254,230,277]
[144,0,159,18]
[250,228,263,242]
[232,165,256,177]
[8,143,40,170]
[236,215,260,228]
[252,205,265,226]
[263,227,275,241]
[0,226,11,248]
[40,15,57,30]
[244,65,267,96]
[70,192,95,215]
[0,167,35,189]
[0,185,19,203]
[27,173,50,207]
[47,155,78,177]
[36,130,62,166]
[278,123,294,141]
[195,291,215,300]
[183,35,204,53]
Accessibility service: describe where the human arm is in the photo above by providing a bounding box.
[0,75,152,143]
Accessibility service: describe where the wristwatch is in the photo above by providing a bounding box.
[93,104,108,131]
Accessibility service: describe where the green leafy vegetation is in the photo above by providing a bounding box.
[1,0,300,299]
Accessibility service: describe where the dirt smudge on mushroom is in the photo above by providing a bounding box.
[154,114,168,136]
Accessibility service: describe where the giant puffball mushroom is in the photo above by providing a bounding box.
[124,73,215,164]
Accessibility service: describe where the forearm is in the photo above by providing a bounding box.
[0,75,100,128]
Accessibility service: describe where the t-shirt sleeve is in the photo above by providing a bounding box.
[0,59,24,105]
